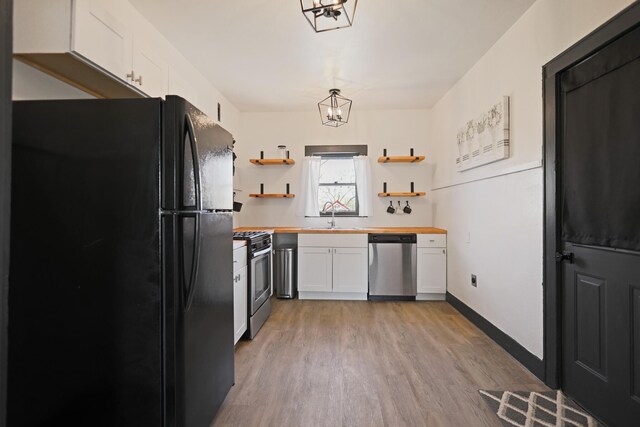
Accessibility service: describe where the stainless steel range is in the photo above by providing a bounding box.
[233,231,272,339]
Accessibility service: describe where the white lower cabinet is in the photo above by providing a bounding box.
[332,248,368,293]
[298,234,368,300]
[298,247,332,292]
[233,247,247,344]
[416,235,447,300]
[417,248,446,293]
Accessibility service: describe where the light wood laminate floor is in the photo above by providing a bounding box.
[211,298,548,427]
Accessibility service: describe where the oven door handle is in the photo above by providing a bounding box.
[252,246,272,258]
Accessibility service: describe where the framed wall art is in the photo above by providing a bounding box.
[456,96,510,171]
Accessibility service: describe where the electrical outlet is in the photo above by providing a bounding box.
[471,274,477,287]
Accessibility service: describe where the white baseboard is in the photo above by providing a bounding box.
[298,292,368,301]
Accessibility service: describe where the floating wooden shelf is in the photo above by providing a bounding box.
[378,156,425,163]
[378,192,426,197]
[250,159,295,165]
[249,194,295,198]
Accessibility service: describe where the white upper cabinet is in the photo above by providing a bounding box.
[73,0,169,97]
[14,0,238,133]
[132,36,169,98]
[72,0,133,83]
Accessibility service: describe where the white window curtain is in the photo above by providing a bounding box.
[353,155,372,217]
[297,156,322,217]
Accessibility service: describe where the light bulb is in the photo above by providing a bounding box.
[337,108,342,116]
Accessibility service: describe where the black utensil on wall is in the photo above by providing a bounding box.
[403,201,412,214]
[386,201,395,214]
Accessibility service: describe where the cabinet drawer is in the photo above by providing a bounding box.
[298,233,367,248]
[233,247,247,271]
[417,234,446,248]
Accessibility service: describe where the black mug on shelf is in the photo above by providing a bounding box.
[403,201,412,214]
[387,201,395,214]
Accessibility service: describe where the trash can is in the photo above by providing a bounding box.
[274,246,297,299]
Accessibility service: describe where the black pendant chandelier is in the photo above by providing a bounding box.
[300,0,358,33]
[318,89,352,127]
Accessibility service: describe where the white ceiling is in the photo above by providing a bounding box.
[130,0,535,112]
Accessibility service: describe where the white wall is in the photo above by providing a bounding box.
[235,109,433,228]
[428,0,634,359]
[12,59,94,100]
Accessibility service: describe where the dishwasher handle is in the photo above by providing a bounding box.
[368,233,417,244]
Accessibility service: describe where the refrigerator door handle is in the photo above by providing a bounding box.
[185,114,202,211]
[184,214,201,311]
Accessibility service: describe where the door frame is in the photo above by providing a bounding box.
[0,0,12,423]
[543,1,640,389]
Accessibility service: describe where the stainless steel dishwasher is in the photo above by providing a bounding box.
[368,234,417,300]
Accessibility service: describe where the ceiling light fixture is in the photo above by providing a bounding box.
[318,89,352,127]
[300,0,358,33]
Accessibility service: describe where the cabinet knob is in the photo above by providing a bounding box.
[134,75,143,85]
[126,70,135,81]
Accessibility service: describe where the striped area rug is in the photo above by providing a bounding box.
[479,390,601,427]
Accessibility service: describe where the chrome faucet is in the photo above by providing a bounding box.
[327,202,336,229]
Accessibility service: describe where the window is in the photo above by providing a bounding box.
[318,157,358,216]
[301,144,369,218]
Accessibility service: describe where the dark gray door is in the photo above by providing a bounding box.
[559,24,640,427]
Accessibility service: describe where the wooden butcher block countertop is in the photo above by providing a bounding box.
[233,227,447,234]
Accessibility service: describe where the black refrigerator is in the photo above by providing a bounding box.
[8,96,234,427]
